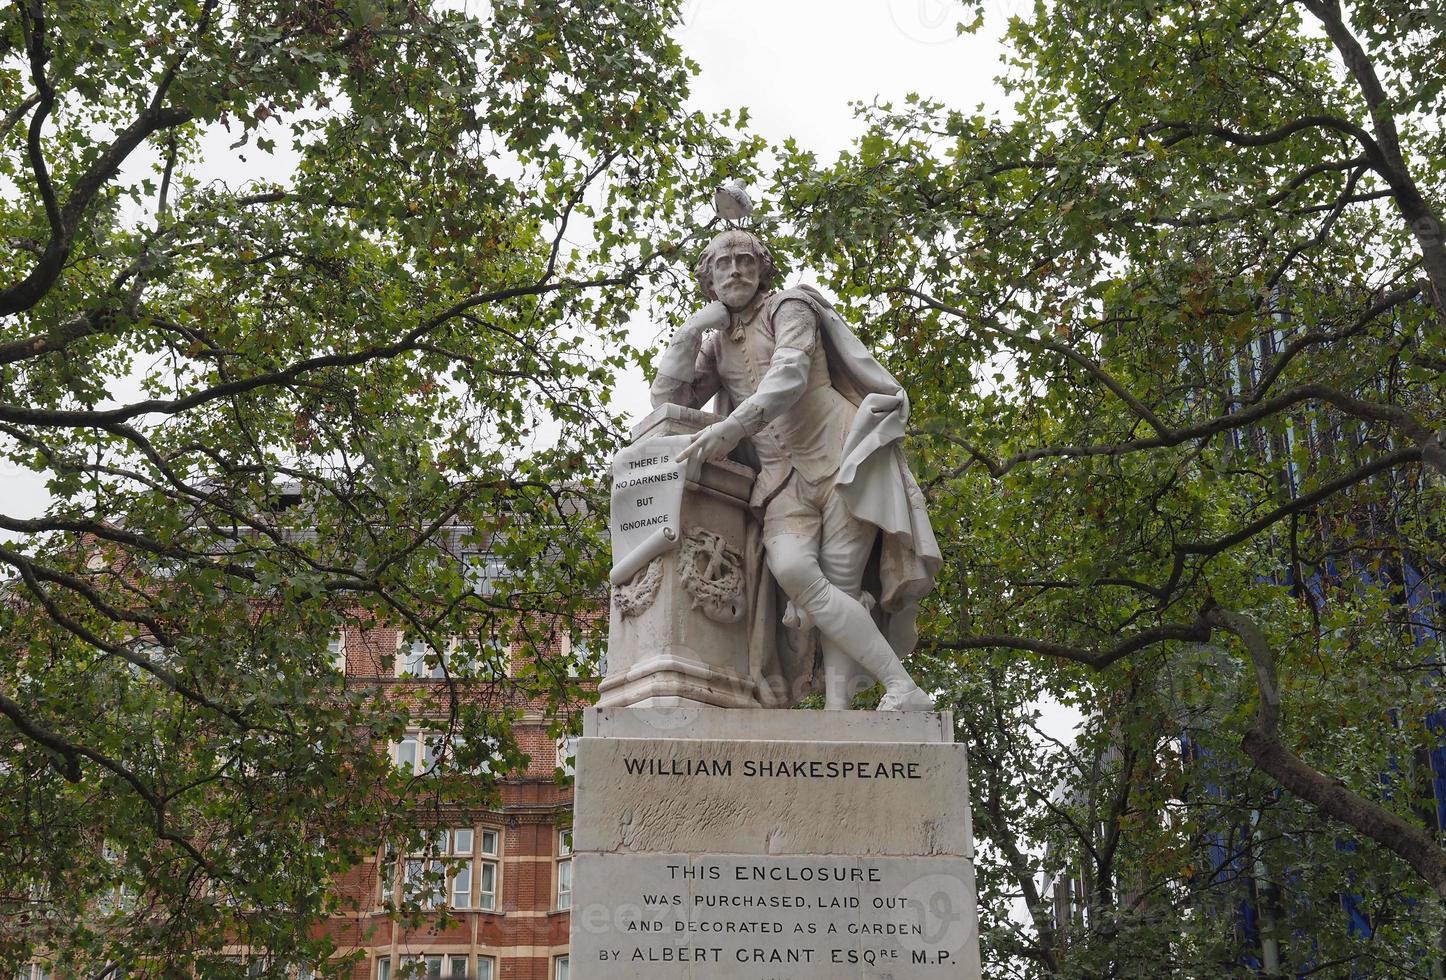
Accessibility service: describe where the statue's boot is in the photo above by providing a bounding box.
[794,576,934,712]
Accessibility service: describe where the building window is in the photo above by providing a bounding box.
[394,734,421,773]
[462,550,509,596]
[398,639,446,679]
[479,631,510,678]
[478,827,500,910]
[393,730,499,777]
[380,826,499,911]
[557,736,579,778]
[450,828,473,909]
[569,627,604,676]
[448,826,500,910]
[383,954,483,980]
[556,829,572,910]
[398,637,500,681]
[99,841,135,913]
[417,955,469,979]
[327,631,347,672]
[377,830,444,910]
[403,842,446,910]
[554,955,569,980]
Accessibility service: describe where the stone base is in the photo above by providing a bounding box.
[586,704,956,743]
[595,655,759,710]
[570,707,981,979]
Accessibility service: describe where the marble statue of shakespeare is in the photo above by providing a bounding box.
[652,229,942,711]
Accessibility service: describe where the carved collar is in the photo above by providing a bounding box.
[725,290,771,342]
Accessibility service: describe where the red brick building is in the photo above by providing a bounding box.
[309,621,594,980]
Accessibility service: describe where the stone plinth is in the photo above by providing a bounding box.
[586,704,955,743]
[569,706,982,979]
[599,405,761,710]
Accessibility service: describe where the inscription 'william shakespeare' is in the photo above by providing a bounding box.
[624,757,923,780]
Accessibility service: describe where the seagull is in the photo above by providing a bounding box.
[713,179,753,226]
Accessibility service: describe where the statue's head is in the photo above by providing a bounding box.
[695,229,777,310]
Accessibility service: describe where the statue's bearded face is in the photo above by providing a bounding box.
[709,242,762,310]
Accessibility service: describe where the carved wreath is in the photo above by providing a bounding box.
[614,556,664,618]
[679,529,746,624]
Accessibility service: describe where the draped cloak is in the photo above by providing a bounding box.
[708,285,943,707]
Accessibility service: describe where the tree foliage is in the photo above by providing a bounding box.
[0,0,749,971]
[774,0,1444,974]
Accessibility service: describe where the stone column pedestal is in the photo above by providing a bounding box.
[569,706,983,979]
[598,404,762,710]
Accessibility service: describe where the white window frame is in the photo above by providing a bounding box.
[380,826,499,912]
[450,827,474,909]
[462,550,509,596]
[394,733,421,773]
[556,829,572,910]
[397,639,441,679]
[397,637,490,681]
[557,735,579,778]
[553,954,569,980]
[568,626,604,676]
[478,826,500,911]
[393,954,474,979]
[393,728,498,777]
[327,631,347,672]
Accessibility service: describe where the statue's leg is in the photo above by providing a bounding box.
[817,485,932,711]
[766,532,932,711]
[816,495,879,709]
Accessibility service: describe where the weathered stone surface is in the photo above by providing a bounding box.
[572,736,973,859]
[570,708,981,979]
[571,853,980,980]
[600,407,763,710]
[644,221,942,712]
[588,704,954,743]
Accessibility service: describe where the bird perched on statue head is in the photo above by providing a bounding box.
[713,179,754,227]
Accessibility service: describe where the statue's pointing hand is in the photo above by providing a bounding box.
[676,416,746,484]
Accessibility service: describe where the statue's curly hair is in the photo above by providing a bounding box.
[695,229,778,302]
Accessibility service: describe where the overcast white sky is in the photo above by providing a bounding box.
[610,0,1014,421]
[680,0,1010,157]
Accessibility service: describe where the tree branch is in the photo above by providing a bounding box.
[0,91,41,144]
[925,379,1435,485]
[0,274,623,425]
[1179,447,1421,559]
[1206,606,1446,897]
[907,289,1172,437]
[1299,0,1446,316]
[929,609,1214,670]
[0,0,211,317]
